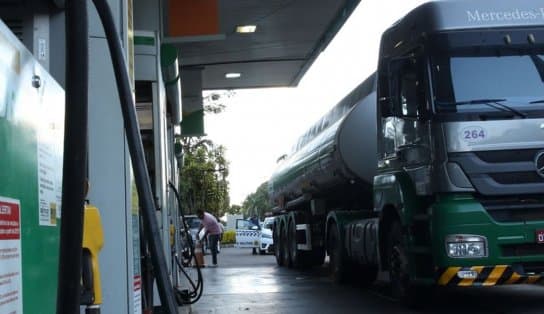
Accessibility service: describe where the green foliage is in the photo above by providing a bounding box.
[203,90,235,114]
[179,137,230,218]
[221,230,236,244]
[226,204,242,215]
[241,181,273,220]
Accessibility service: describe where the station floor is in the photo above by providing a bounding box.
[178,248,544,314]
[177,247,402,313]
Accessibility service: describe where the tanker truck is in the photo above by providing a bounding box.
[269,0,544,302]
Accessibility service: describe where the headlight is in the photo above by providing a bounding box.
[445,234,487,258]
[262,233,272,239]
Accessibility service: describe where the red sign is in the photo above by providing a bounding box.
[134,275,141,291]
[0,201,20,240]
[536,230,544,244]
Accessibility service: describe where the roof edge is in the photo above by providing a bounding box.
[290,0,361,86]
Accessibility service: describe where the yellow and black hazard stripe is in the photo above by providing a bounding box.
[437,265,543,286]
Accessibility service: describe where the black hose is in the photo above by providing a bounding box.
[174,255,203,304]
[56,0,88,313]
[169,182,204,304]
[90,0,178,312]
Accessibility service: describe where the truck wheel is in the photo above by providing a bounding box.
[288,214,300,268]
[387,221,413,302]
[274,220,283,266]
[327,223,347,283]
[281,218,292,267]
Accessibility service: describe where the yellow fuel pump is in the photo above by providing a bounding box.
[81,204,104,314]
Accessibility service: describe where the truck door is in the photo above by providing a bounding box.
[388,53,433,193]
[235,219,261,248]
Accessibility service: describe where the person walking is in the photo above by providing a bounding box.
[196,209,222,267]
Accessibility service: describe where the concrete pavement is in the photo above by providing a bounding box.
[178,248,544,313]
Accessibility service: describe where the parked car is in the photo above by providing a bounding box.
[180,214,201,243]
[235,218,261,254]
[259,217,275,255]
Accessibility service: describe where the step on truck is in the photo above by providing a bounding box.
[269,0,544,302]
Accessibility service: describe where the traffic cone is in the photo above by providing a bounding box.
[194,240,205,267]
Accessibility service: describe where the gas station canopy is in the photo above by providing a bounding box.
[166,0,360,90]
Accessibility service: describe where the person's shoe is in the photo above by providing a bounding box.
[210,263,218,268]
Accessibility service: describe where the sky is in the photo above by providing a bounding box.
[205,0,428,205]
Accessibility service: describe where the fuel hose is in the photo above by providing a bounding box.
[90,0,178,311]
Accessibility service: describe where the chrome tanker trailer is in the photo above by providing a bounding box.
[269,0,544,303]
[269,74,377,270]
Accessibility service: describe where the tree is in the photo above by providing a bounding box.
[178,138,230,218]
[202,90,235,114]
[178,90,235,217]
[241,181,273,220]
[226,204,242,215]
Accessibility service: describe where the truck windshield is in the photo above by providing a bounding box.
[432,53,544,117]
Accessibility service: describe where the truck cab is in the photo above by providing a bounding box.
[374,0,544,298]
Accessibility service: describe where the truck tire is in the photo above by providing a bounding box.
[288,213,300,268]
[327,223,348,283]
[280,217,292,267]
[274,219,283,266]
[387,220,418,304]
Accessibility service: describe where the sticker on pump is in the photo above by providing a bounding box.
[536,230,544,244]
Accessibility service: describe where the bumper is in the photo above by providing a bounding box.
[261,243,274,252]
[260,239,274,252]
[431,194,544,285]
[437,265,543,286]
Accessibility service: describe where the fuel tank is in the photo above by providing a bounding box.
[269,74,377,205]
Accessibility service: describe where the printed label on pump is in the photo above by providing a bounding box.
[36,81,64,227]
[0,197,22,314]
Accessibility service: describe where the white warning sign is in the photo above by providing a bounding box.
[0,197,23,314]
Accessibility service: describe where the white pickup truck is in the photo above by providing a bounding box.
[235,217,275,255]
[235,218,261,253]
[259,217,275,255]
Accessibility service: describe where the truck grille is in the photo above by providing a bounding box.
[475,149,539,163]
[480,198,544,223]
[449,149,544,196]
[501,244,544,257]
[490,172,544,185]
